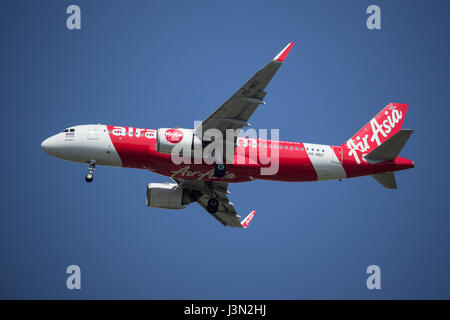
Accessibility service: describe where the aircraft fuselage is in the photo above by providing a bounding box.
[41,124,414,183]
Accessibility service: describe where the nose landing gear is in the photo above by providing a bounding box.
[85,160,96,183]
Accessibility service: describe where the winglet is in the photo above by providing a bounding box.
[241,210,257,228]
[273,42,295,62]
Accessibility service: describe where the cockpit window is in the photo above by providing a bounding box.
[63,129,69,132]
[70,129,75,132]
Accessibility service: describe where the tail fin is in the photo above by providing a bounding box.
[342,103,409,164]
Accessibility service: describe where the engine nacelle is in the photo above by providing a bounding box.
[156,128,202,156]
[146,183,192,209]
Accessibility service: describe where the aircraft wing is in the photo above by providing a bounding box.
[172,179,256,228]
[194,42,294,139]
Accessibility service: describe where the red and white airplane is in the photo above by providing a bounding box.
[41,42,414,228]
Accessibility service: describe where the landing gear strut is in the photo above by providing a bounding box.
[85,160,96,183]
[214,163,227,178]
[207,198,219,214]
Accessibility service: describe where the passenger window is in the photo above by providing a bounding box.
[301,147,304,151]
[295,147,299,150]
[285,146,288,149]
[280,145,283,149]
[290,146,293,150]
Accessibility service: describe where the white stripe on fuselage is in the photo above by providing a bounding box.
[303,143,346,181]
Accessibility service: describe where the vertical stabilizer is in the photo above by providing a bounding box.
[342,103,409,164]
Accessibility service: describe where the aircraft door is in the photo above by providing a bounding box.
[87,125,99,140]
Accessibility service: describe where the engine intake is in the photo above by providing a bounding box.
[146,183,192,209]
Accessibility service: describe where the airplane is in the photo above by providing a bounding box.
[41,42,415,228]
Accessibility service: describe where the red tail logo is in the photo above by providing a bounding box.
[343,103,409,164]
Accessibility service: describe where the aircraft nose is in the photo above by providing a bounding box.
[41,137,50,153]
[41,136,57,155]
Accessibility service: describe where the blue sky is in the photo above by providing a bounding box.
[1,0,450,299]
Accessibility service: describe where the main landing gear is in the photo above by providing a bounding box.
[214,163,227,178]
[85,160,96,183]
[207,198,219,214]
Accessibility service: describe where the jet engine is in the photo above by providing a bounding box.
[146,183,192,209]
[156,128,202,156]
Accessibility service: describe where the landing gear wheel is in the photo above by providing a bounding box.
[85,172,94,183]
[85,160,96,183]
[214,163,227,178]
[207,198,219,214]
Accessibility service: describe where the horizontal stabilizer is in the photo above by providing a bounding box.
[365,129,414,161]
[372,172,397,189]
